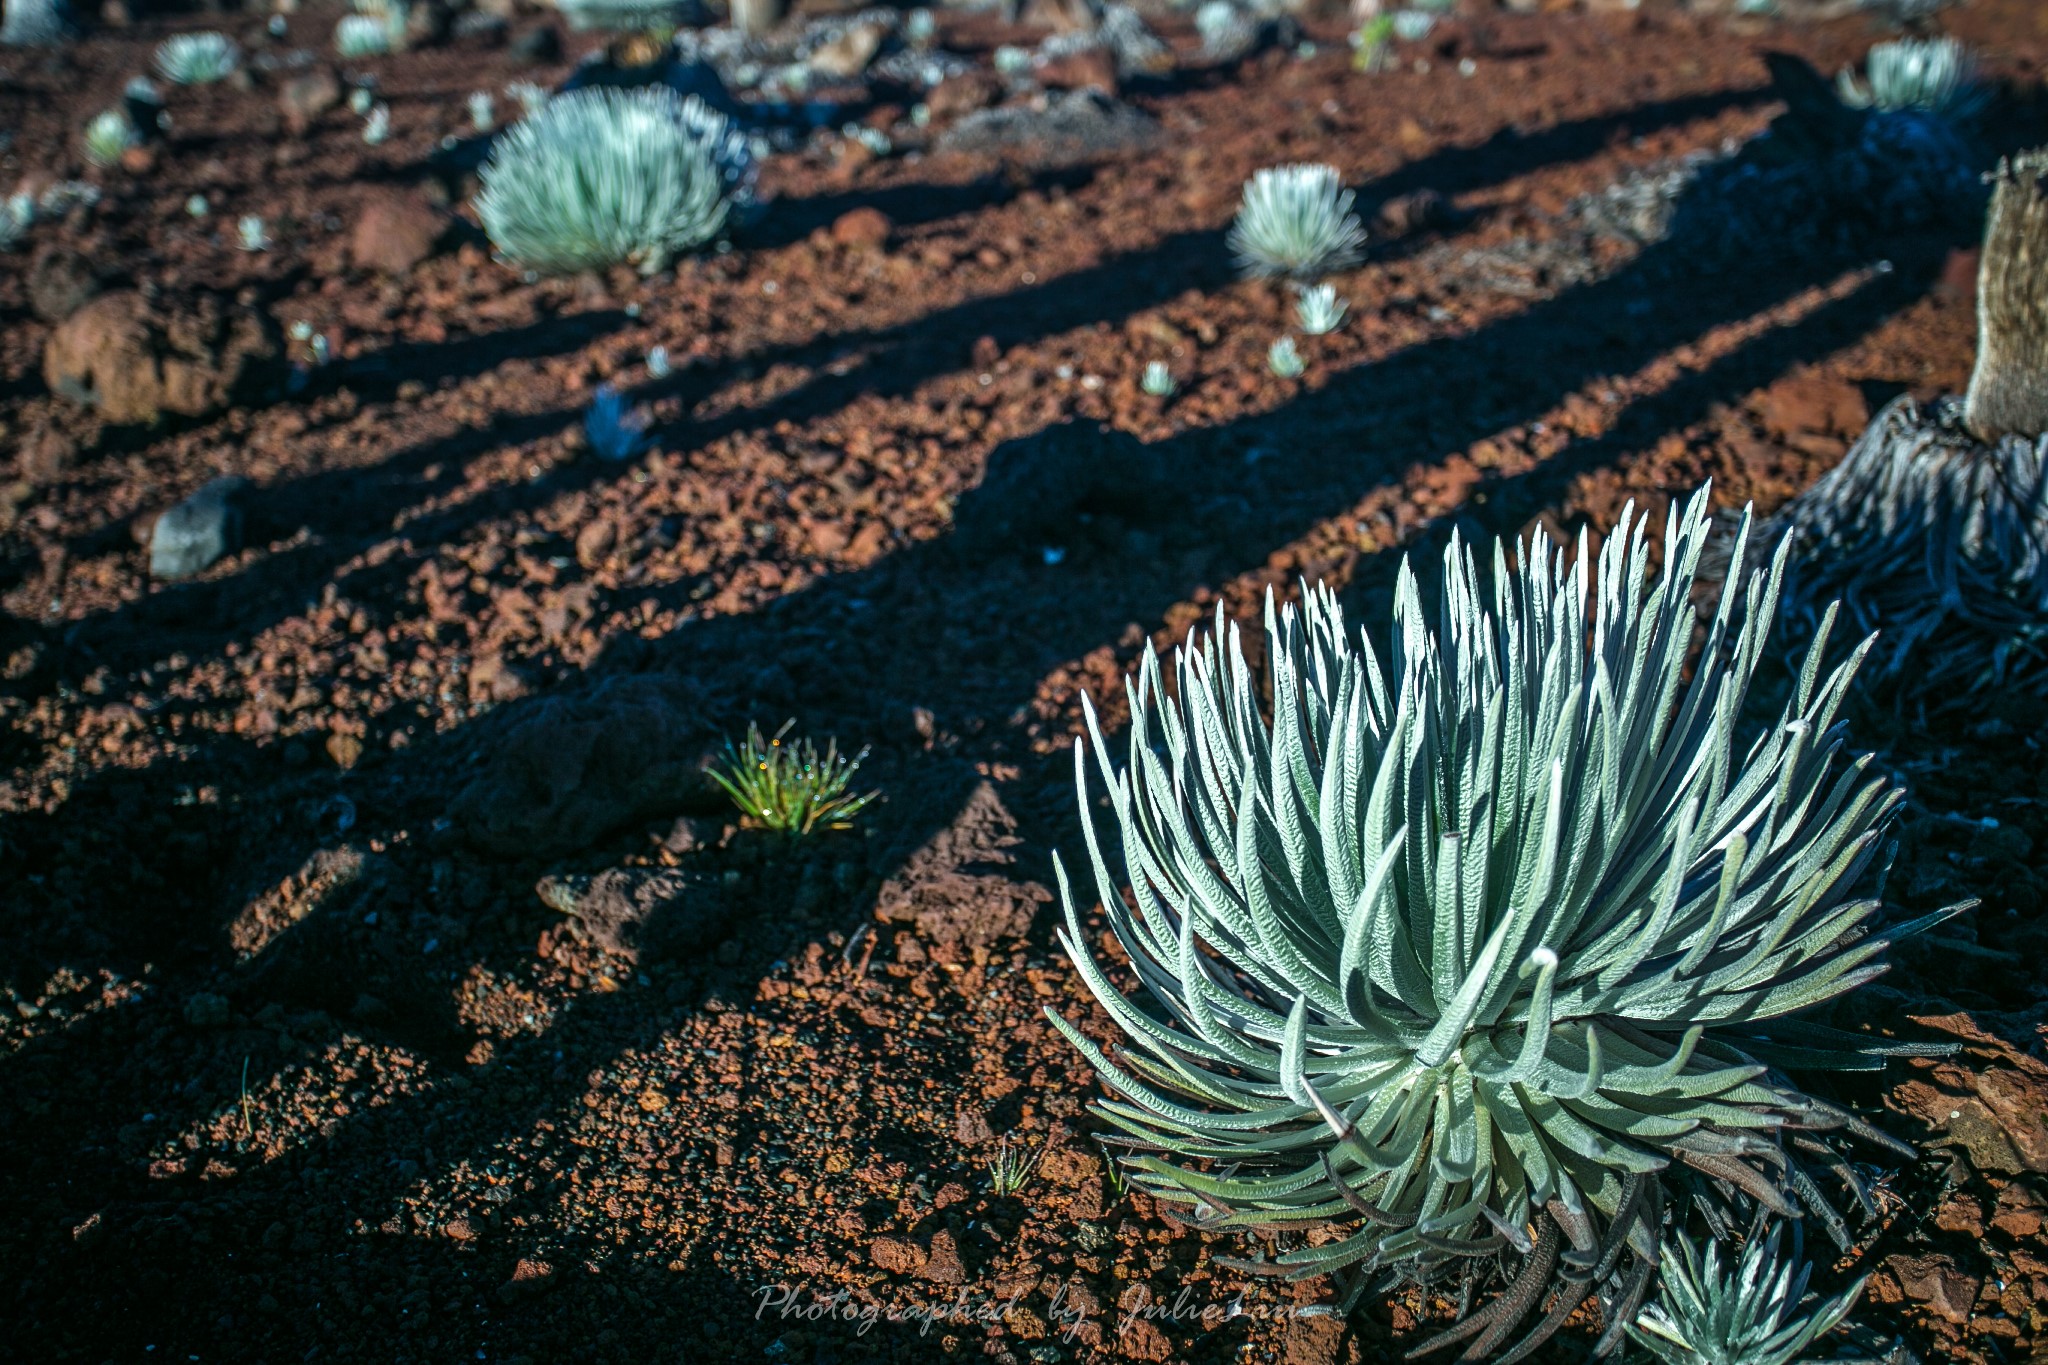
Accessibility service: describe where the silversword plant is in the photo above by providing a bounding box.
[1050,485,1951,1357]
[363,103,391,144]
[468,91,495,132]
[1141,360,1176,397]
[1196,0,1258,63]
[0,192,35,251]
[83,108,140,169]
[335,14,392,57]
[1267,335,1304,378]
[154,32,239,85]
[2,0,73,47]
[1628,1228,1865,1365]
[476,86,753,276]
[237,215,270,251]
[1294,282,1347,336]
[1228,164,1366,280]
[1836,37,1984,121]
[710,720,878,836]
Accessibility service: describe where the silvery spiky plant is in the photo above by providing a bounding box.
[476,86,753,277]
[0,192,34,252]
[237,215,271,251]
[468,91,495,132]
[83,108,140,169]
[1295,282,1347,336]
[362,103,391,145]
[1195,0,1259,63]
[1050,486,1949,1359]
[1628,1228,1864,1365]
[1836,37,1984,122]
[1228,164,1367,280]
[154,32,239,85]
[334,14,392,57]
[1267,335,1305,378]
[1141,360,1176,397]
[1,0,72,47]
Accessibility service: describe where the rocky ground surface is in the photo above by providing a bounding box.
[3,0,2048,1361]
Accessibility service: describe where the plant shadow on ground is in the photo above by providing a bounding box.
[0,74,2013,1364]
[21,79,1769,680]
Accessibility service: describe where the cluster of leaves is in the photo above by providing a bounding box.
[475,86,754,276]
[1051,486,1949,1359]
[711,721,877,836]
[1836,36,1984,122]
[153,32,238,85]
[1629,1227,1865,1365]
[1228,163,1366,280]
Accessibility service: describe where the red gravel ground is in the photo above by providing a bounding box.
[4,0,2048,1361]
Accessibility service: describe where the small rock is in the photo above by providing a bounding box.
[920,1229,966,1285]
[807,21,883,79]
[954,1105,994,1146]
[443,1218,476,1242]
[868,1236,926,1274]
[1888,1253,1979,1326]
[1375,188,1448,237]
[1035,42,1119,97]
[182,992,231,1029]
[573,516,617,568]
[659,815,725,855]
[278,67,343,135]
[496,1258,554,1303]
[925,70,1002,120]
[20,423,76,484]
[349,193,449,276]
[45,291,283,426]
[450,671,721,858]
[466,653,531,705]
[873,781,1051,956]
[830,206,892,251]
[149,476,248,581]
[27,245,100,323]
[936,89,1160,169]
[325,732,364,770]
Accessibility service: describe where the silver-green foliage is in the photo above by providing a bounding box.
[1050,486,1939,1325]
[1228,164,1366,280]
[1836,37,1984,121]
[1295,282,1347,336]
[334,14,392,57]
[154,32,238,85]
[83,108,139,168]
[476,86,753,276]
[1629,1228,1864,1365]
[1267,335,1304,378]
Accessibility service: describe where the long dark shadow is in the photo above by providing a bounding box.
[22,79,1781,682]
[0,91,1969,1363]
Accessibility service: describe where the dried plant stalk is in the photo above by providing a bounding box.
[1966,150,2048,443]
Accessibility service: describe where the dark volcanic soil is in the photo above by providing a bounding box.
[4,0,2048,1362]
